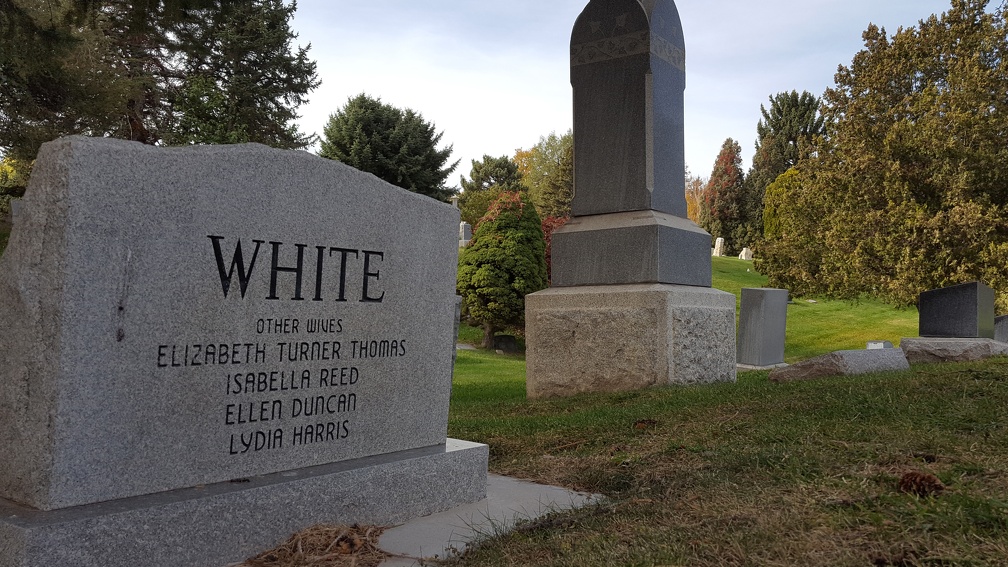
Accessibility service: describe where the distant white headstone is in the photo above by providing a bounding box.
[712,237,726,257]
[738,247,753,261]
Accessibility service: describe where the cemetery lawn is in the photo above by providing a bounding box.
[460,257,918,362]
[715,257,917,362]
[448,351,1008,566]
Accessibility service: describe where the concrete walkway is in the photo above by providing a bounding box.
[378,474,600,566]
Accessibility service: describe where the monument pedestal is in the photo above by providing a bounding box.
[551,211,713,288]
[0,440,488,567]
[526,284,736,399]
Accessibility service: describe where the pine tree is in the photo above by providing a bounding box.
[319,94,458,202]
[0,0,319,164]
[744,91,825,246]
[168,0,320,148]
[458,155,523,227]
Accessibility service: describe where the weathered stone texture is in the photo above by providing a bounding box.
[900,337,1008,364]
[769,349,909,383]
[526,284,736,398]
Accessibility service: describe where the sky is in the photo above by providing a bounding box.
[290,0,956,187]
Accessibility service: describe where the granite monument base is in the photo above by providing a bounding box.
[525,284,736,399]
[550,211,712,288]
[0,440,487,567]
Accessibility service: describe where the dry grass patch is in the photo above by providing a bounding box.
[446,358,1008,566]
[232,525,386,567]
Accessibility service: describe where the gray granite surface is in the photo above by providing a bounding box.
[526,284,736,398]
[995,315,1008,343]
[0,440,487,567]
[769,349,909,383]
[918,281,995,339]
[550,210,711,287]
[736,288,788,367]
[900,337,1008,364]
[0,137,461,510]
[570,0,687,217]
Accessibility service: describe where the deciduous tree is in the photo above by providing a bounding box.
[320,94,458,202]
[516,131,573,219]
[703,138,746,254]
[684,167,707,225]
[458,155,523,226]
[760,0,1008,309]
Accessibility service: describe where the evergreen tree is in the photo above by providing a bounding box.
[761,0,1008,309]
[457,191,547,348]
[319,94,458,202]
[0,0,319,165]
[744,91,825,246]
[458,155,523,226]
[168,0,320,148]
[703,138,746,254]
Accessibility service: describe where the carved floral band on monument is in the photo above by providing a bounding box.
[526,0,736,399]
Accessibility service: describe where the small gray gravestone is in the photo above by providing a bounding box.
[918,281,995,339]
[995,315,1008,343]
[0,137,487,567]
[526,0,735,398]
[459,221,472,246]
[736,288,788,367]
[713,237,726,257]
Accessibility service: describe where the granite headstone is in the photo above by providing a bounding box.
[526,0,736,398]
[736,288,788,367]
[0,137,487,566]
[918,281,995,339]
[995,315,1008,343]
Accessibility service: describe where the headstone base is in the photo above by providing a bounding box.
[0,440,487,567]
[550,211,712,287]
[525,284,736,399]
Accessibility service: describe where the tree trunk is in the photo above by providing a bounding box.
[481,323,496,349]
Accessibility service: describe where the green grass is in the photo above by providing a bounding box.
[440,259,1002,566]
[713,257,918,362]
[448,354,1008,566]
[458,257,918,361]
